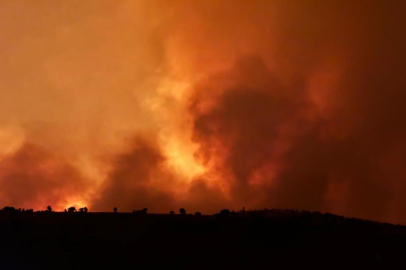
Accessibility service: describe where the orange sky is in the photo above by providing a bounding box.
[1,0,406,224]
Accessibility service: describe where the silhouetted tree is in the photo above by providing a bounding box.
[3,206,16,212]
[68,207,76,213]
[64,209,67,213]
[170,211,175,215]
[47,206,52,212]
[195,212,202,216]
[84,207,88,213]
[220,209,230,216]
[142,208,148,214]
[179,208,186,215]
[113,207,117,213]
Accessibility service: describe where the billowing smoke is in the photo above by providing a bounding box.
[91,136,176,212]
[189,56,395,222]
[0,143,87,210]
[91,135,229,214]
[0,1,405,223]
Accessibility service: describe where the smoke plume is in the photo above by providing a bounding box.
[0,0,405,223]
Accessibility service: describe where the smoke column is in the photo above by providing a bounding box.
[0,0,405,223]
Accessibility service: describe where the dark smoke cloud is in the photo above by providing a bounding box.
[0,143,86,210]
[91,135,230,214]
[91,1,406,222]
[187,0,406,223]
[189,54,397,222]
[181,178,230,214]
[91,136,176,212]
[1,0,405,223]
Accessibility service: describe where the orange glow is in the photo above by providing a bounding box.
[0,1,405,224]
[63,200,88,212]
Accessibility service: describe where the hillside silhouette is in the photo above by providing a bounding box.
[1,207,405,269]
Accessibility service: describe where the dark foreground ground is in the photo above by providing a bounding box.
[1,210,405,269]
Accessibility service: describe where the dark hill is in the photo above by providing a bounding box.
[1,209,405,269]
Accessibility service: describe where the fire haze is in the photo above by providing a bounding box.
[0,1,406,224]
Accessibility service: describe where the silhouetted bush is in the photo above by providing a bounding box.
[170,211,175,215]
[220,209,230,217]
[3,206,16,212]
[132,209,147,216]
[68,207,76,213]
[77,207,89,213]
[113,207,117,213]
[195,212,201,216]
[179,208,186,215]
[84,207,88,213]
[47,206,52,212]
